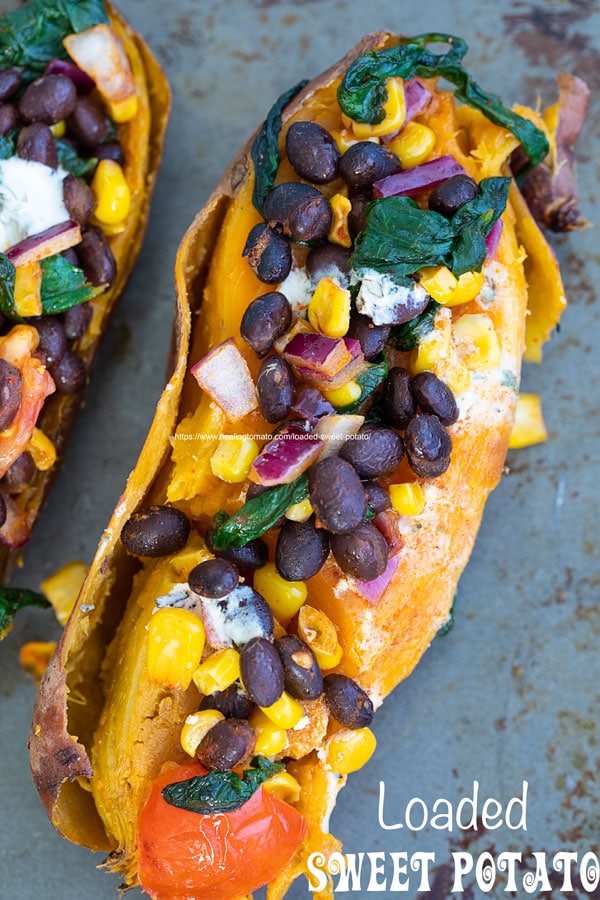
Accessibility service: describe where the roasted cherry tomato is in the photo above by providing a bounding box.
[137,763,307,900]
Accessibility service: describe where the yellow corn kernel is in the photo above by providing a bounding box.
[327,727,377,774]
[91,159,131,226]
[327,193,352,248]
[308,276,351,339]
[322,380,362,408]
[388,121,435,168]
[27,427,57,471]
[40,559,88,626]
[254,562,307,626]
[419,266,484,308]
[14,261,42,317]
[180,709,224,757]
[260,691,304,729]
[19,641,56,683]
[106,92,138,123]
[285,497,314,522]
[508,393,548,449]
[389,482,425,516]
[250,707,288,757]
[263,771,302,804]
[410,311,451,375]
[454,313,501,370]
[331,128,375,154]
[146,607,205,690]
[297,605,343,670]
[50,120,66,137]
[350,78,406,139]
[192,647,241,695]
[210,435,259,483]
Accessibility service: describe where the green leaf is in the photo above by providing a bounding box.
[337,358,388,414]
[0,130,16,161]
[40,254,104,315]
[449,176,511,275]
[390,301,441,352]
[251,80,308,218]
[161,757,284,815]
[0,587,50,639]
[211,474,310,550]
[337,33,548,166]
[56,140,97,178]
[0,0,109,82]
[0,253,19,321]
[436,594,456,637]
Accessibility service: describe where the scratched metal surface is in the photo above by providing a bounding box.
[0,0,598,898]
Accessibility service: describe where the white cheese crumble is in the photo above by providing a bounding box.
[278,266,313,314]
[199,585,271,648]
[0,158,69,251]
[354,268,429,326]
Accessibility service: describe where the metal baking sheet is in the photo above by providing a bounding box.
[1,0,598,897]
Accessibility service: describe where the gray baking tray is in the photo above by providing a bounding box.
[0,0,598,897]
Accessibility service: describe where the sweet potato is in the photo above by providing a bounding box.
[30,31,571,899]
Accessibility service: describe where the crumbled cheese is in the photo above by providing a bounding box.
[154,583,201,614]
[278,266,314,314]
[199,585,271,648]
[354,268,429,326]
[0,158,68,251]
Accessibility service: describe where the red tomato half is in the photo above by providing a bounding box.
[137,763,307,900]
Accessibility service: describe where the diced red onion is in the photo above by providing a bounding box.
[0,495,31,548]
[249,422,323,487]
[356,555,400,604]
[283,332,352,378]
[191,338,257,422]
[381,79,432,144]
[44,58,95,94]
[485,219,503,259]
[313,413,365,460]
[292,387,335,424]
[6,220,81,267]
[373,155,466,199]
[373,510,403,556]
[63,24,136,104]
[295,339,367,391]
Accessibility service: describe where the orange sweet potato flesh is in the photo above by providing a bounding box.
[30,32,567,900]
[0,2,171,583]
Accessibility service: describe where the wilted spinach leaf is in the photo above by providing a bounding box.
[0,587,50,639]
[390,301,441,352]
[56,140,97,178]
[40,254,104,314]
[161,757,284,815]
[337,358,388,414]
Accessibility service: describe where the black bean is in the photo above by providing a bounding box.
[121,505,190,557]
[1,452,35,494]
[243,223,292,284]
[240,291,292,358]
[0,68,22,101]
[94,142,125,166]
[188,558,239,598]
[0,359,22,431]
[340,423,404,478]
[19,74,77,125]
[61,302,92,341]
[63,173,95,226]
[0,103,17,136]
[200,685,254,719]
[49,349,86,394]
[428,174,479,218]
[323,673,374,728]
[0,492,6,528]
[77,227,116,287]
[305,243,350,281]
[264,182,332,243]
[348,193,370,236]
[363,480,390,514]
[67,95,108,148]
[347,311,390,361]
[340,142,401,192]
[330,522,389,581]
[196,718,256,771]
[309,456,367,534]
[404,413,452,478]
[276,634,323,701]
[275,516,329,581]
[61,248,80,268]
[32,316,67,368]
[411,371,459,426]
[205,528,269,570]
[285,120,340,184]
[240,637,285,707]
[256,356,295,424]
[382,366,415,429]
[17,123,57,168]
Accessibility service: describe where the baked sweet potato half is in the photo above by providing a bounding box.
[0,0,169,588]
[31,31,574,900]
